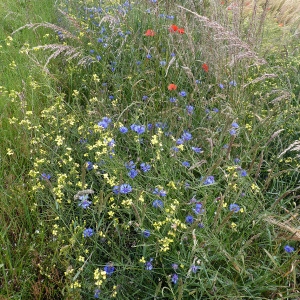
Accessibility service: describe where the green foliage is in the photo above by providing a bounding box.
[0,0,299,299]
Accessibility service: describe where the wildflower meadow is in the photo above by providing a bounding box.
[0,0,299,299]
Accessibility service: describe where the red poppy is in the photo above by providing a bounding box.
[168,83,177,91]
[177,28,185,34]
[202,63,209,72]
[169,24,178,32]
[144,29,155,36]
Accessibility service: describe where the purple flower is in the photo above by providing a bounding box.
[229,80,237,87]
[229,129,236,135]
[191,147,202,153]
[160,60,166,66]
[212,107,219,112]
[171,146,179,152]
[142,230,151,238]
[172,263,178,270]
[229,203,240,213]
[169,97,177,103]
[179,91,187,97]
[112,185,120,194]
[41,173,51,180]
[145,258,153,270]
[182,161,190,167]
[186,215,194,224]
[239,169,247,177]
[171,273,178,284]
[284,245,295,253]
[186,105,194,114]
[125,161,136,170]
[232,122,239,128]
[142,95,148,101]
[191,265,199,273]
[193,203,204,214]
[152,199,164,208]
[104,264,115,276]
[153,188,167,197]
[86,161,94,171]
[140,163,151,172]
[130,124,146,134]
[181,131,192,141]
[94,289,101,298]
[98,117,112,129]
[219,83,224,89]
[83,228,94,237]
[146,53,152,59]
[233,158,241,164]
[78,195,92,209]
[203,176,215,185]
[128,169,138,178]
[119,126,128,133]
[119,184,132,194]
[176,138,184,145]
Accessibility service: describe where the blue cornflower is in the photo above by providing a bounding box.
[142,229,151,238]
[41,173,51,180]
[145,258,153,270]
[98,117,112,129]
[171,146,179,152]
[86,161,94,171]
[195,79,201,84]
[229,203,240,213]
[90,49,95,54]
[142,95,148,101]
[186,215,194,224]
[130,124,145,134]
[284,245,295,253]
[191,265,199,273]
[172,263,178,270]
[155,122,167,129]
[176,138,184,145]
[182,161,190,167]
[96,55,101,61]
[181,131,192,141]
[83,228,94,237]
[169,97,177,103]
[119,184,132,194]
[171,274,178,284]
[125,161,136,170]
[167,15,175,20]
[191,147,202,153]
[119,126,128,133]
[229,80,237,87]
[140,163,151,172]
[107,139,115,147]
[186,105,194,114]
[229,129,236,135]
[179,90,187,97]
[147,123,153,130]
[104,264,115,276]
[232,122,239,128]
[239,169,247,177]
[198,223,205,228]
[152,199,164,208]
[109,95,114,100]
[160,60,166,66]
[203,176,215,185]
[128,169,138,179]
[94,289,101,298]
[171,52,176,57]
[234,158,241,164]
[97,38,104,43]
[153,188,166,196]
[136,60,142,65]
[78,195,92,209]
[219,83,224,89]
[193,203,203,214]
[112,185,120,194]
[213,107,219,112]
[146,53,152,59]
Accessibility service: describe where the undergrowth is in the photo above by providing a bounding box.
[0,0,299,299]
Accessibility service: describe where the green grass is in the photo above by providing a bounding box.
[0,0,299,299]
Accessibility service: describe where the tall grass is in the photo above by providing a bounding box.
[0,0,299,299]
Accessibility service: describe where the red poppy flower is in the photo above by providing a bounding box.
[144,29,155,36]
[168,83,177,91]
[202,63,209,72]
[177,28,185,34]
[169,24,178,32]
